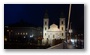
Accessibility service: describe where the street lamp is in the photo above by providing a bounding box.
[69,29,73,43]
[69,29,73,33]
[68,22,73,43]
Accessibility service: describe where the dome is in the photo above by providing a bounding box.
[50,24,58,28]
[48,24,60,31]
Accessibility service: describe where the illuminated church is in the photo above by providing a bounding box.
[42,11,66,46]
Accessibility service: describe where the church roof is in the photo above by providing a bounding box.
[50,24,58,28]
[48,23,60,31]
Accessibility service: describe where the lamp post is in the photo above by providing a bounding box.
[69,29,72,40]
[69,23,73,43]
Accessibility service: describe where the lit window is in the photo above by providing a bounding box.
[21,33,22,35]
[18,33,19,35]
[24,36,26,38]
[26,33,28,35]
[4,38,7,41]
[7,30,9,32]
[23,33,25,35]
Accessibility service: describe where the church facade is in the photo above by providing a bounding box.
[42,11,66,46]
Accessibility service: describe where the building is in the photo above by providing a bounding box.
[4,20,43,43]
[42,11,66,46]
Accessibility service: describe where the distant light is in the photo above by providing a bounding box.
[18,33,19,35]
[30,34,33,38]
[71,39,74,43]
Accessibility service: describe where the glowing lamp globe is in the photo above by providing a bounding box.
[69,29,73,33]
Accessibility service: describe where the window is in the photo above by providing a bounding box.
[62,33,63,36]
[23,33,25,35]
[45,27,47,30]
[21,33,22,35]
[61,21,63,24]
[53,35,54,38]
[7,30,9,32]
[62,27,63,30]
[45,33,46,36]
[45,21,47,25]
[26,33,28,35]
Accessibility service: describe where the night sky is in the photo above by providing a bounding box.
[4,4,84,33]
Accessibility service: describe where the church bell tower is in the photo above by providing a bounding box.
[59,12,66,39]
[42,10,49,45]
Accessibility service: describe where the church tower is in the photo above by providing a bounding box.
[42,10,49,45]
[59,12,66,39]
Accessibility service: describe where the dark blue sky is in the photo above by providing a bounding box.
[4,4,84,33]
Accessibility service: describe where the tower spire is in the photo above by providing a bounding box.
[60,11,64,18]
[44,10,48,18]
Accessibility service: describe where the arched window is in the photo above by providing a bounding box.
[45,27,47,30]
[62,21,63,24]
[62,27,63,30]
[45,21,47,25]
[45,33,46,36]
[48,35,50,38]
[53,35,55,38]
[62,33,63,36]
